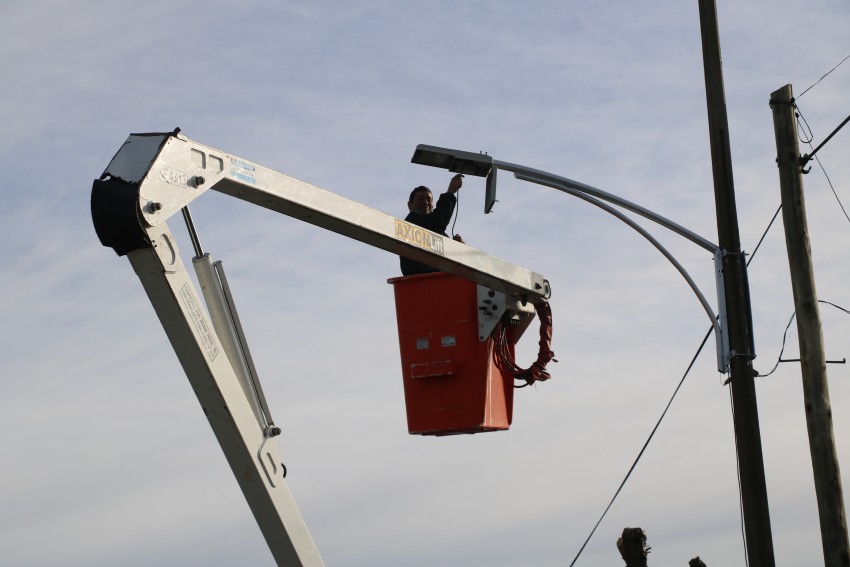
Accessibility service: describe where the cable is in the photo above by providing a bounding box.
[820,300,850,317]
[749,205,782,266]
[729,385,750,567]
[797,53,850,99]
[801,112,850,167]
[492,302,555,387]
[754,311,796,378]
[814,155,850,224]
[451,189,460,238]
[568,328,713,567]
[795,102,850,224]
[758,300,850,378]
[796,106,815,144]
[450,173,462,239]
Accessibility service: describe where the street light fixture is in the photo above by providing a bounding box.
[411,144,499,214]
[411,144,493,176]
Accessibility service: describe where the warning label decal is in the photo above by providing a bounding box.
[180,283,219,361]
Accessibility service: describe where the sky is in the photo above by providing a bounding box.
[2,1,849,566]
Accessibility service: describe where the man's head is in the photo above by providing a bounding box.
[408,186,433,214]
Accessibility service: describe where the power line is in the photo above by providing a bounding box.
[567,328,713,567]
[729,385,750,567]
[812,155,849,224]
[748,205,783,268]
[800,112,850,168]
[757,300,850,378]
[795,103,850,224]
[797,53,850,99]
[754,311,796,378]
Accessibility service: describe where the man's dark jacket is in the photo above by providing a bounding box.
[399,192,457,276]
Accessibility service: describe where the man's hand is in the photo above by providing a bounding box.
[448,173,463,194]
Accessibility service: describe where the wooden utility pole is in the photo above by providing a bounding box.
[697,1,776,565]
[770,83,850,567]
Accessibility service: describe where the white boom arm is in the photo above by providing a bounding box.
[91,130,551,566]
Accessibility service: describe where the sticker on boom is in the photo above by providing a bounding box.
[230,158,256,184]
[395,219,445,256]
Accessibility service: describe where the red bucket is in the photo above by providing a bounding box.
[388,272,514,435]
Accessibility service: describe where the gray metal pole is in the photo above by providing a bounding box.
[770,83,850,567]
[698,1,776,564]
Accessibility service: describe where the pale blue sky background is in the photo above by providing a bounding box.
[2,1,849,565]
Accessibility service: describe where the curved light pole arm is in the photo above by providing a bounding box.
[495,160,720,253]
[512,170,730,373]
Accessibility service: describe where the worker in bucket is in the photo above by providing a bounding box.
[400,173,465,276]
